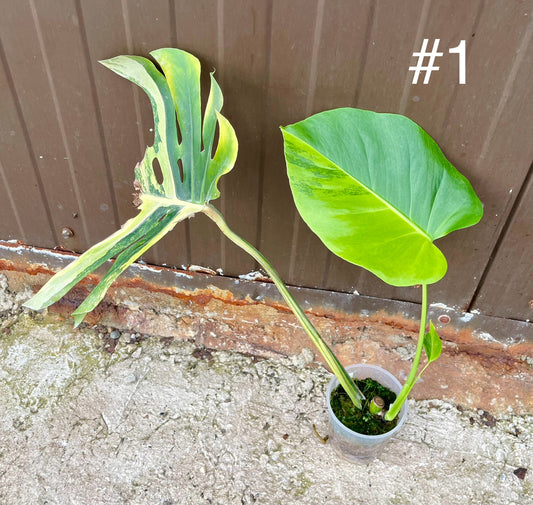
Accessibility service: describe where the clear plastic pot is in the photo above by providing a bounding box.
[326,364,408,462]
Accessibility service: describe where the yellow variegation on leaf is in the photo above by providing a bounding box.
[24,49,237,326]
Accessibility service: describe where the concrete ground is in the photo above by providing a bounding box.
[0,282,531,505]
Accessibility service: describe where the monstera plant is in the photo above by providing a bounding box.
[23,48,366,412]
[24,47,482,435]
[281,109,483,420]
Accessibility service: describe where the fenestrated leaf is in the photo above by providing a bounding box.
[281,108,483,286]
[24,48,237,325]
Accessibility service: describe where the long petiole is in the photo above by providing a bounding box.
[203,204,365,410]
[385,283,428,421]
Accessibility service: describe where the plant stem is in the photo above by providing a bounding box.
[203,204,365,409]
[385,283,428,421]
[369,396,384,416]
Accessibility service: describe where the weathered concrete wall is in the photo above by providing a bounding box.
[0,242,531,416]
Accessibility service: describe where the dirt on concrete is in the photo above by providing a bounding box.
[0,280,531,505]
[2,262,531,416]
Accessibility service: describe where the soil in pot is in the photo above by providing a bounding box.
[330,377,398,435]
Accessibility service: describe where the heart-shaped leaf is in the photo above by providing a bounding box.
[281,108,483,286]
[423,321,442,364]
[24,49,237,325]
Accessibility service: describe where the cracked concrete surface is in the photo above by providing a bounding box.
[0,289,532,504]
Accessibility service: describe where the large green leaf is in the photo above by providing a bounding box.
[281,108,483,286]
[24,48,237,325]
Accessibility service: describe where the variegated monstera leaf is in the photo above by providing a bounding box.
[24,48,237,325]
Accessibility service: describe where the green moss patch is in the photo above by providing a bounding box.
[330,377,398,435]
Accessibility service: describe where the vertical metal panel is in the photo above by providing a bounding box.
[79,0,142,227]
[0,0,118,252]
[433,0,533,309]
[34,0,120,245]
[0,0,532,323]
[216,0,271,276]
[1,0,83,249]
[170,0,223,270]
[0,161,22,240]
[357,0,427,112]
[469,22,533,320]
[125,0,187,267]
[326,0,487,305]
[471,164,533,321]
[324,0,533,312]
[324,0,429,296]
[0,40,55,246]
[80,0,181,266]
[259,0,322,283]
[289,0,375,289]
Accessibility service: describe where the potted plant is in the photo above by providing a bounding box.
[23,48,482,461]
[281,108,483,460]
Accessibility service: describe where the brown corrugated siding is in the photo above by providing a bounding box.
[0,0,532,323]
